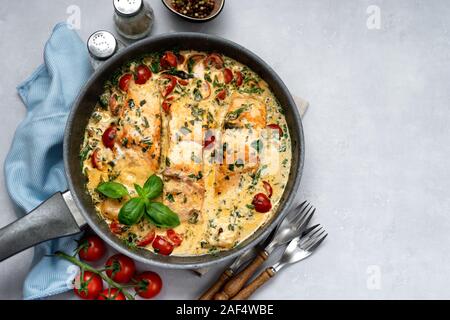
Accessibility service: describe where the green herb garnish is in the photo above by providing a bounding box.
[98,174,180,228]
[97,182,129,199]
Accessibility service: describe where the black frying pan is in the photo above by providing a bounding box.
[0,33,304,269]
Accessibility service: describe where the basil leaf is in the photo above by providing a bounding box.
[143,174,163,200]
[118,198,146,226]
[97,182,129,199]
[145,202,180,228]
[134,184,145,197]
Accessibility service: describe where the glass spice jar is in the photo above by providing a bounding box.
[113,0,154,40]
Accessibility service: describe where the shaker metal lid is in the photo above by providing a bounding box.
[87,30,118,60]
[113,0,143,16]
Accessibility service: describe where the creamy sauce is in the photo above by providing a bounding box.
[81,50,292,256]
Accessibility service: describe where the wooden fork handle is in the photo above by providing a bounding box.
[214,250,269,300]
[232,267,276,300]
[198,268,234,300]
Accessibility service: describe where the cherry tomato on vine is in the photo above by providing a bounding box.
[105,254,136,284]
[97,288,126,300]
[134,271,163,299]
[78,235,106,262]
[73,271,103,300]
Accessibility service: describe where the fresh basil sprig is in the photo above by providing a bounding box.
[97,174,180,228]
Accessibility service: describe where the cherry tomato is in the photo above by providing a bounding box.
[119,73,133,92]
[267,123,283,138]
[105,254,136,284]
[204,53,224,69]
[134,271,162,299]
[136,230,156,247]
[135,65,152,84]
[223,68,233,84]
[160,51,178,69]
[91,149,102,170]
[166,229,183,246]
[235,71,243,86]
[162,96,174,113]
[252,193,272,213]
[102,126,117,149]
[73,271,103,300]
[152,236,174,256]
[110,221,125,234]
[178,78,189,86]
[262,181,273,198]
[97,288,126,300]
[216,89,227,100]
[161,75,177,97]
[78,235,106,262]
[204,134,215,149]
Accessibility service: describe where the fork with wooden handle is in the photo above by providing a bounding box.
[198,247,257,300]
[213,201,315,300]
[199,201,313,300]
[232,224,328,300]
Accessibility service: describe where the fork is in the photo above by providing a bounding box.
[212,201,315,300]
[199,201,314,300]
[231,224,327,300]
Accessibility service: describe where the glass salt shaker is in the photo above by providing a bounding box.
[87,30,125,69]
[113,0,154,40]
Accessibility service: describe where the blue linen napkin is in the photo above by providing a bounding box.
[4,23,93,300]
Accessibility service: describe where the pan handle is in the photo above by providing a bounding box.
[0,191,86,262]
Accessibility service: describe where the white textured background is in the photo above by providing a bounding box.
[0,0,450,299]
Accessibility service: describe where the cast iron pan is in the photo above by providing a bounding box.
[0,33,304,269]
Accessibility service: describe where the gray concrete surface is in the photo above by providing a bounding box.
[1,0,450,299]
